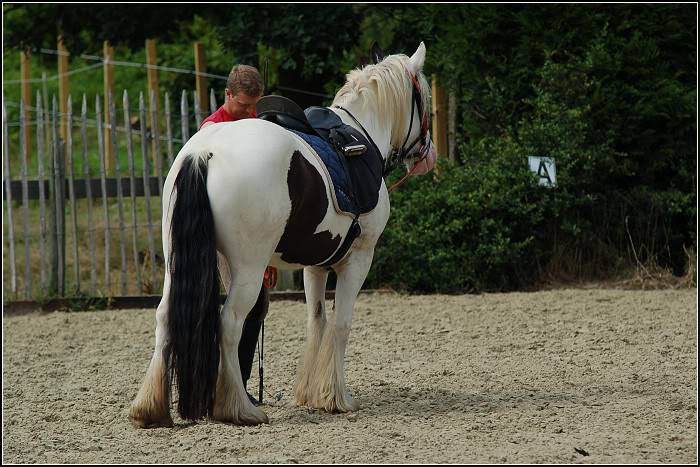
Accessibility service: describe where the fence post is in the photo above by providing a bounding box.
[96,96,111,294]
[46,97,58,296]
[19,100,31,298]
[52,95,66,296]
[164,93,174,168]
[150,89,163,195]
[194,90,202,129]
[80,94,97,295]
[180,90,190,142]
[146,39,160,113]
[447,89,457,162]
[146,38,161,175]
[42,72,50,153]
[36,92,48,289]
[20,49,32,159]
[194,42,208,118]
[431,75,447,161]
[103,41,115,171]
[57,140,66,296]
[109,91,128,296]
[66,95,80,293]
[123,90,143,294]
[140,92,157,292]
[209,88,217,114]
[2,96,18,295]
[58,36,70,142]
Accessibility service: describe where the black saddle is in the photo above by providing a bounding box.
[256,95,384,213]
[256,95,318,136]
[256,96,368,158]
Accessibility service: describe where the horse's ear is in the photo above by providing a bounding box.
[370,42,386,64]
[408,42,426,72]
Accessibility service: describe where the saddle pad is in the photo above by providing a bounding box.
[289,129,358,217]
[304,107,384,215]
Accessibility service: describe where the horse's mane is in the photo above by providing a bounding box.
[332,55,430,149]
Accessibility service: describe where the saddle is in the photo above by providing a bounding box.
[257,95,385,267]
[256,95,384,217]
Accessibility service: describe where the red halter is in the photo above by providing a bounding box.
[388,67,432,193]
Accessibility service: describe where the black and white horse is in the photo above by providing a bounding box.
[129,42,437,427]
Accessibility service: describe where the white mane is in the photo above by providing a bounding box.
[333,55,431,150]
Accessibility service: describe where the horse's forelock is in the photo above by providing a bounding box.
[333,54,431,148]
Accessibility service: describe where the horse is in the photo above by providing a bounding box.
[129,42,437,427]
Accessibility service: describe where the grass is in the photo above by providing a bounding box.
[3,194,167,300]
[3,45,213,180]
[3,47,202,301]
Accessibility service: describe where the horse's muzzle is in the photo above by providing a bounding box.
[410,142,437,175]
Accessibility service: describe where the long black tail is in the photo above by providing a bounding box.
[164,155,220,421]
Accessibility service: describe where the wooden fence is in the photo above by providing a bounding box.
[2,87,231,301]
[4,38,457,302]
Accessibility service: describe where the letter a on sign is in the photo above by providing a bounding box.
[528,156,557,187]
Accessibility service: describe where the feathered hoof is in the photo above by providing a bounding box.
[212,403,269,426]
[294,384,311,408]
[128,408,174,429]
[312,392,360,414]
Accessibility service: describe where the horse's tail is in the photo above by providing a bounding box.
[164,153,220,421]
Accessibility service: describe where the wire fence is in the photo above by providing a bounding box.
[2,86,225,300]
[3,42,342,301]
[3,46,333,99]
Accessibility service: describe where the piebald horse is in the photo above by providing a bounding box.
[129,42,437,427]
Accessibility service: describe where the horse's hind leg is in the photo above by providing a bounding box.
[310,251,374,413]
[295,266,329,406]
[212,266,269,425]
[129,273,174,428]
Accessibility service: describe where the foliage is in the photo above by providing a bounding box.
[364,4,696,291]
[2,4,696,292]
[367,151,548,293]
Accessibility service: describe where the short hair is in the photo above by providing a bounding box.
[227,65,263,97]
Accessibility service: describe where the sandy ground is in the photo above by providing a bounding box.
[2,289,697,464]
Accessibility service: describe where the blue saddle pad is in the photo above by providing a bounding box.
[289,129,358,216]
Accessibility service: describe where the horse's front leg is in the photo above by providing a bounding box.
[309,251,374,413]
[295,266,329,406]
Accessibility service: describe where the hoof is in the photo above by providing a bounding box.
[325,396,360,414]
[306,392,359,413]
[213,404,269,426]
[128,413,174,429]
[324,390,360,413]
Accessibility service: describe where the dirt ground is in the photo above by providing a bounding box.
[2,289,697,464]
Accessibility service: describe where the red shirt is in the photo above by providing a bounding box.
[199,105,256,129]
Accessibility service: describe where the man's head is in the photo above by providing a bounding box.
[224,64,263,119]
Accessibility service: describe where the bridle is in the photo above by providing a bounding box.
[335,65,432,193]
[385,66,433,192]
[392,67,431,170]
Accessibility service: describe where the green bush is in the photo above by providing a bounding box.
[3,4,696,292]
[368,4,696,291]
[367,146,548,293]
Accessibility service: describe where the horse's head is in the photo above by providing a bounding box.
[370,42,437,177]
[334,42,437,179]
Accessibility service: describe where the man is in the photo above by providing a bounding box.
[201,64,263,128]
[199,64,274,405]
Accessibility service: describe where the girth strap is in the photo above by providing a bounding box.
[318,217,362,268]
